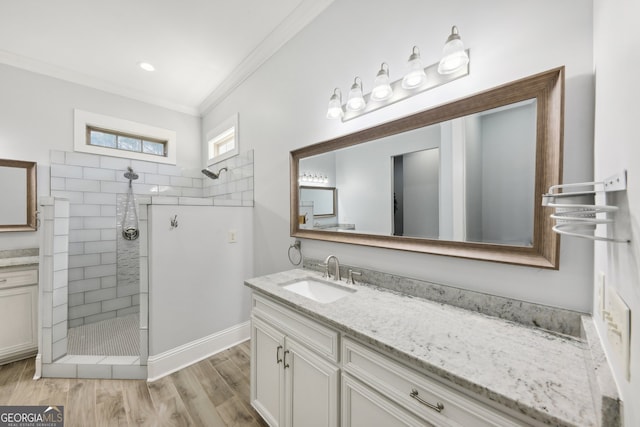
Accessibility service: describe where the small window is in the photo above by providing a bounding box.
[206,114,239,166]
[87,126,167,157]
[74,109,177,164]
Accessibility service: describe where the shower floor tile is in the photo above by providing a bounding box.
[67,314,140,356]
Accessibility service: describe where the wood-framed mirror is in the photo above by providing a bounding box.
[290,67,564,269]
[0,159,37,232]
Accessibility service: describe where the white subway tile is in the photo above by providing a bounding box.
[84,192,117,205]
[181,187,204,197]
[100,156,131,170]
[70,203,101,217]
[66,178,100,192]
[102,296,131,312]
[54,218,69,236]
[53,235,68,254]
[68,292,84,307]
[51,164,83,179]
[69,229,101,242]
[66,152,100,168]
[84,240,116,254]
[39,257,52,292]
[52,286,67,306]
[52,303,67,324]
[101,229,117,241]
[53,269,68,289]
[100,181,129,193]
[68,318,83,328]
[117,284,138,297]
[68,268,84,281]
[101,205,117,217]
[144,173,170,185]
[68,277,100,294]
[101,252,117,264]
[84,216,116,229]
[68,254,101,268]
[52,338,68,361]
[69,217,84,230]
[54,199,70,218]
[214,199,242,206]
[68,242,84,255]
[84,263,117,278]
[101,275,117,288]
[84,167,116,181]
[50,177,66,190]
[178,197,213,206]
[68,302,101,319]
[131,183,158,195]
[53,253,68,272]
[151,196,179,205]
[131,160,158,174]
[85,287,117,304]
[157,164,182,176]
[52,321,67,342]
[51,190,84,204]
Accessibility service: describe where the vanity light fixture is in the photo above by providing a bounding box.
[371,63,393,101]
[346,77,366,111]
[437,26,470,75]
[401,47,427,90]
[299,172,329,185]
[326,25,470,122]
[326,88,343,119]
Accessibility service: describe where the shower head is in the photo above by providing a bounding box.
[124,167,139,181]
[202,167,227,180]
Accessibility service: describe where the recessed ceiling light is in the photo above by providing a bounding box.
[138,62,155,72]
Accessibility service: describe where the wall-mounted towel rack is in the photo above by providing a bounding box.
[542,171,630,243]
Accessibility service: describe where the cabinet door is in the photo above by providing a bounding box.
[342,374,432,427]
[251,316,286,427]
[0,285,38,362]
[284,337,339,427]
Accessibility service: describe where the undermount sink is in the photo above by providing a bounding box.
[280,278,356,303]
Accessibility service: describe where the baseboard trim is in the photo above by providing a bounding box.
[147,321,249,382]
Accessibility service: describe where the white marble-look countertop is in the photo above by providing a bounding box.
[245,268,598,427]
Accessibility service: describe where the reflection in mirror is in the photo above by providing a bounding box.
[291,68,564,268]
[0,159,37,232]
[300,186,337,216]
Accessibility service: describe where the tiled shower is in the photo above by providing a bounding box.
[39,148,254,377]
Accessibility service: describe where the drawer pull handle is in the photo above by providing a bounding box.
[410,389,444,413]
[283,350,290,369]
[276,345,283,364]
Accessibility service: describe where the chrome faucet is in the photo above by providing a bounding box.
[324,255,341,281]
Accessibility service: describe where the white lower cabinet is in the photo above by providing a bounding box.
[0,269,38,363]
[342,337,527,427]
[251,294,340,427]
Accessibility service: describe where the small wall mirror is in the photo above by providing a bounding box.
[291,68,564,269]
[0,159,37,232]
[300,186,337,217]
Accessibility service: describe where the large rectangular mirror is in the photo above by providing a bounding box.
[290,68,564,269]
[0,159,37,232]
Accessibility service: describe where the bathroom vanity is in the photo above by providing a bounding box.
[246,268,619,427]
[0,249,39,364]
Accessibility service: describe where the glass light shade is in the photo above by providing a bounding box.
[438,26,469,75]
[326,90,343,119]
[371,63,393,102]
[346,78,366,111]
[402,47,427,89]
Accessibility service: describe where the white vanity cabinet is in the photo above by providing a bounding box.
[251,294,340,427]
[341,337,528,427]
[0,268,38,364]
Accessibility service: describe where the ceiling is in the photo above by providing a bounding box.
[0,0,333,116]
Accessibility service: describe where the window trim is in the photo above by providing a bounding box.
[205,113,239,166]
[74,109,177,164]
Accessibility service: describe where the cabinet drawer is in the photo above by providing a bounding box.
[252,293,339,363]
[0,269,38,289]
[342,337,525,427]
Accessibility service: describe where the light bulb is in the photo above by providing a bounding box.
[371,63,393,102]
[438,26,469,75]
[402,46,427,89]
[346,77,366,111]
[326,88,343,119]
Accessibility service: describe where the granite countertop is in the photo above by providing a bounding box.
[245,268,598,427]
[0,248,39,268]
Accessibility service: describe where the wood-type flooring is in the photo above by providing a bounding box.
[0,340,268,427]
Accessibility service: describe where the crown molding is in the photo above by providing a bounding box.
[198,0,335,116]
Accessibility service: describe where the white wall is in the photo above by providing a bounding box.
[203,0,594,311]
[148,205,253,355]
[0,63,201,250]
[593,0,640,424]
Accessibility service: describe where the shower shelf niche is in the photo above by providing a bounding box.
[542,171,630,243]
